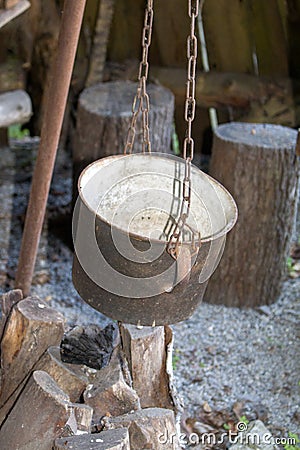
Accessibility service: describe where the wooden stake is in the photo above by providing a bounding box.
[15,0,86,296]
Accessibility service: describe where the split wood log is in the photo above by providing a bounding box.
[119,323,174,410]
[35,346,89,403]
[0,296,65,413]
[83,347,140,423]
[0,289,22,343]
[104,407,179,450]
[0,370,93,450]
[0,0,29,28]
[205,122,299,307]
[73,81,174,198]
[54,428,130,450]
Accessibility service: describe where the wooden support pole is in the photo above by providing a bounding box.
[15,0,86,297]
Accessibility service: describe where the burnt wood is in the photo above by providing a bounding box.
[60,323,119,370]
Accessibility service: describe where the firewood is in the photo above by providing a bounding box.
[35,346,89,403]
[0,296,65,411]
[54,428,130,450]
[60,323,119,370]
[0,289,23,343]
[0,370,93,450]
[119,323,174,410]
[104,407,179,450]
[83,347,140,423]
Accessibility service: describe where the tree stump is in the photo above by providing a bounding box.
[205,122,299,307]
[73,80,174,198]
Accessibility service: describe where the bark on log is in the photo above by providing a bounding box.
[0,289,23,343]
[205,122,299,307]
[0,370,93,450]
[35,346,89,403]
[119,324,174,410]
[73,81,174,198]
[0,296,65,411]
[54,428,130,450]
[105,407,179,450]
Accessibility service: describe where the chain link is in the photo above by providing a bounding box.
[167,0,200,259]
[124,0,153,155]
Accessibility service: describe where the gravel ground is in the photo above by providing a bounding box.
[0,140,299,443]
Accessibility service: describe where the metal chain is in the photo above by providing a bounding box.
[124,0,153,154]
[167,0,200,259]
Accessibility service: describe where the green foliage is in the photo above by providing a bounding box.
[283,432,300,450]
[172,349,180,370]
[287,256,293,272]
[8,124,30,140]
[239,415,249,426]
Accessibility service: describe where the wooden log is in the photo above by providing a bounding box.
[205,122,299,307]
[60,323,119,371]
[0,289,23,343]
[0,296,65,410]
[83,347,140,423]
[0,370,93,450]
[105,64,299,127]
[119,324,174,410]
[54,428,130,450]
[105,407,179,450]
[35,346,89,403]
[86,0,115,87]
[0,90,32,127]
[0,0,29,28]
[73,81,174,198]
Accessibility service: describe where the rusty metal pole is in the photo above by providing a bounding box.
[15,0,87,296]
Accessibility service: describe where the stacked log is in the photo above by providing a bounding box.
[0,289,180,449]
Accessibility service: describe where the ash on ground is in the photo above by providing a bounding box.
[0,140,299,440]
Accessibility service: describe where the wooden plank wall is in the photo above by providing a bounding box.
[107,0,297,156]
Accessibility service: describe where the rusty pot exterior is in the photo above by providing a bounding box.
[72,154,237,325]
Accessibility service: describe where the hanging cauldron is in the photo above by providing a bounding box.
[72,153,237,325]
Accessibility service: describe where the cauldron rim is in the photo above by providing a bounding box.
[77,153,238,245]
